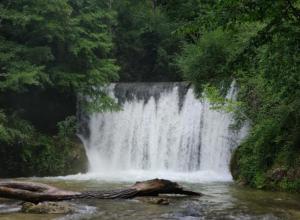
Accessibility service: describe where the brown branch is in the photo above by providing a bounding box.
[0,179,201,203]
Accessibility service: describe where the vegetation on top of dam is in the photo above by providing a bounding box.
[0,0,299,192]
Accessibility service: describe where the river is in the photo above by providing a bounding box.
[1,177,300,220]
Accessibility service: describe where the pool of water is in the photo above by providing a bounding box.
[0,178,299,220]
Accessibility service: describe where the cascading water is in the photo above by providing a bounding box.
[79,82,248,182]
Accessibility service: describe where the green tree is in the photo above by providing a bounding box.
[175,0,300,191]
[0,0,118,177]
[112,0,182,82]
[0,0,119,98]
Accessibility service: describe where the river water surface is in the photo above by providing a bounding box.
[0,177,299,220]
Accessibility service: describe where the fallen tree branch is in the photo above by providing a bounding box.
[0,179,201,203]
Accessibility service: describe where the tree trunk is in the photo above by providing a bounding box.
[152,0,157,11]
[0,179,201,203]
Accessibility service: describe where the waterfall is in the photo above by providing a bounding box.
[79,82,248,182]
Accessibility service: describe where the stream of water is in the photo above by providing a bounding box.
[82,82,247,181]
[1,178,300,220]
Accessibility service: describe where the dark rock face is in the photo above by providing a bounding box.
[229,149,240,181]
[0,136,88,178]
[113,82,190,105]
[0,87,88,178]
[77,95,90,140]
[267,167,300,182]
[67,136,88,174]
[0,87,76,134]
[267,167,287,182]
[231,147,300,191]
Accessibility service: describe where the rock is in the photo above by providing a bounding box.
[268,167,287,182]
[21,202,75,214]
[137,197,170,205]
[67,136,89,174]
[287,168,300,181]
[237,178,248,186]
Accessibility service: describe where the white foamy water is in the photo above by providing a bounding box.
[75,82,247,183]
[56,170,233,183]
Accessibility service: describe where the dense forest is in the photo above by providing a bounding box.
[0,0,299,192]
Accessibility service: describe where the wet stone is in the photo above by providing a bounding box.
[21,202,75,214]
[136,197,170,205]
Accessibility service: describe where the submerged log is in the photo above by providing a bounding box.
[0,179,201,203]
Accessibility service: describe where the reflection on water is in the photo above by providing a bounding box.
[0,178,299,220]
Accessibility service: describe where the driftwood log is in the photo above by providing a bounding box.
[0,179,201,203]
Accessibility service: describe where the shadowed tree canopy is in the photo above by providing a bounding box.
[112,0,182,82]
[0,0,119,177]
[173,0,300,191]
[0,0,119,111]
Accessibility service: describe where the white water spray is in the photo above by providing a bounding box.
[79,83,247,182]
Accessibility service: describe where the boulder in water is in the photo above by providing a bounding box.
[137,197,170,205]
[21,202,75,214]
